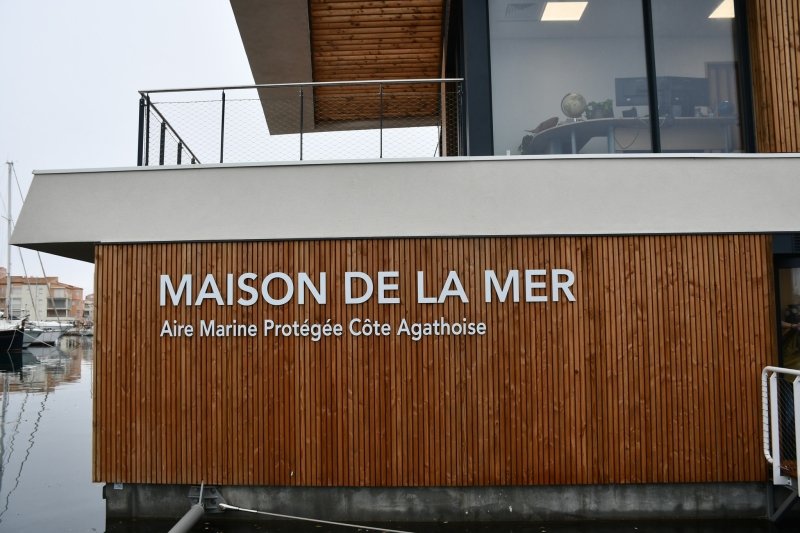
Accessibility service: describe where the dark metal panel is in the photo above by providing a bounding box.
[734,0,757,153]
[773,234,794,254]
[461,0,494,156]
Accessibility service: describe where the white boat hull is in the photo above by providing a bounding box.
[21,329,42,348]
[35,330,61,346]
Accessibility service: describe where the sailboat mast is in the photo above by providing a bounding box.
[5,162,11,318]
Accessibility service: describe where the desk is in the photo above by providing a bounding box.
[524,117,738,154]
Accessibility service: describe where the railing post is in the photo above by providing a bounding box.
[144,95,151,166]
[379,84,383,158]
[137,97,145,166]
[220,91,226,163]
[438,86,443,157]
[177,142,183,165]
[299,87,304,161]
[457,82,464,156]
[794,377,800,473]
[763,369,775,465]
[159,122,166,165]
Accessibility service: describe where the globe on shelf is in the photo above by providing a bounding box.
[718,100,735,117]
[561,93,587,119]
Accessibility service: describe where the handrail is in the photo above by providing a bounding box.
[139,78,465,96]
[147,100,202,164]
[761,366,800,465]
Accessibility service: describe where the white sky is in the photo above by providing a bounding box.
[0,1,254,294]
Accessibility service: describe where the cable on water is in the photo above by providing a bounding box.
[218,503,416,533]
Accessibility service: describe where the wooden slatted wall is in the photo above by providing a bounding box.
[93,235,775,486]
[747,0,800,152]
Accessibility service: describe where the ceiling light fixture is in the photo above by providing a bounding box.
[541,1,588,21]
[709,0,735,18]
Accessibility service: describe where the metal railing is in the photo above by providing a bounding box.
[762,366,800,521]
[136,79,464,166]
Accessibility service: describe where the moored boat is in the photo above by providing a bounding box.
[0,327,24,353]
[21,328,42,347]
[26,321,74,346]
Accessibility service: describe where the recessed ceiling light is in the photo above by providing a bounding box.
[541,2,588,21]
[709,0,735,18]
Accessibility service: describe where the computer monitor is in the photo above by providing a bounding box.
[657,76,710,117]
[615,76,711,117]
[615,77,649,107]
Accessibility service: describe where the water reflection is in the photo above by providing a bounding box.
[0,338,103,532]
[0,344,90,389]
[0,340,797,532]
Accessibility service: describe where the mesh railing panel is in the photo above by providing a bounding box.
[776,377,798,477]
[140,84,462,166]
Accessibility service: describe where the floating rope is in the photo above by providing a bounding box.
[219,503,415,533]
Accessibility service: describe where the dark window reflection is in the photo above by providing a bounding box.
[779,267,800,370]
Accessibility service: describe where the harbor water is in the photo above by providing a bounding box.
[0,340,798,532]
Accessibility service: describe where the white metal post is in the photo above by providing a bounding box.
[764,368,775,464]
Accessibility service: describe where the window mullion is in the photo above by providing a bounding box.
[641,0,662,153]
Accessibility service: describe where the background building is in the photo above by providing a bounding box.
[82,293,94,326]
[0,267,84,321]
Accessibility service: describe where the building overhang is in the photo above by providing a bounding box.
[228,0,446,133]
[228,0,313,135]
[11,154,800,264]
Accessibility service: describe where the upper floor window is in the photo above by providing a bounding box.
[488,0,745,156]
[651,0,743,152]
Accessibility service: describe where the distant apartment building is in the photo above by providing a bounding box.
[0,267,84,321]
[82,294,94,325]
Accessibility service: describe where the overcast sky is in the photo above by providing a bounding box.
[0,1,254,294]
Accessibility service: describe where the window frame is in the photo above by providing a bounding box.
[460,0,757,154]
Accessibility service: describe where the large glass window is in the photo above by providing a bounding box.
[487,0,748,156]
[651,0,743,152]
[489,0,652,156]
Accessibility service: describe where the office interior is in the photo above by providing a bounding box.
[488,0,743,156]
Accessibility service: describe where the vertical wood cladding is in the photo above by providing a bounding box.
[94,236,775,485]
[748,0,800,152]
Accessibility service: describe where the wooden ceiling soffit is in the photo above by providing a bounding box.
[309,0,445,128]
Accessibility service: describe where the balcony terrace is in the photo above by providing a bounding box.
[137,79,464,166]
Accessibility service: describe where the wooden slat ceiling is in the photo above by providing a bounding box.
[309,0,445,97]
